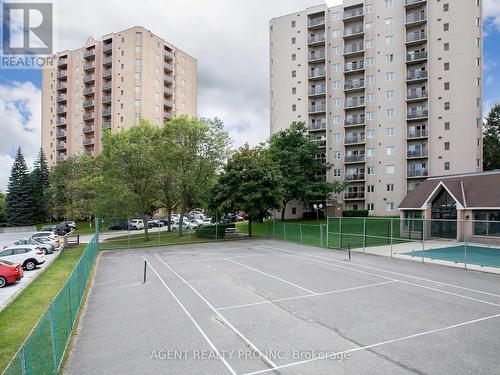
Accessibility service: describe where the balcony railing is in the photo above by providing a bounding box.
[83,62,95,70]
[407,169,428,177]
[308,35,325,44]
[56,83,67,91]
[309,50,325,61]
[406,51,427,62]
[406,31,426,43]
[164,63,173,71]
[57,71,67,78]
[345,116,365,126]
[103,43,113,52]
[309,68,326,78]
[345,154,365,163]
[344,192,365,199]
[102,69,112,78]
[56,143,66,150]
[56,107,66,114]
[309,86,326,96]
[344,43,364,54]
[83,138,94,146]
[345,136,365,144]
[406,12,426,24]
[164,87,173,96]
[405,0,426,6]
[344,79,365,90]
[407,129,428,138]
[56,155,66,162]
[344,26,364,36]
[56,119,67,126]
[407,149,428,158]
[164,51,174,60]
[102,82,112,91]
[164,76,173,84]
[308,17,325,27]
[83,49,95,59]
[56,95,67,102]
[83,74,95,83]
[103,56,113,65]
[83,126,94,133]
[83,87,94,95]
[83,100,94,108]
[345,97,365,108]
[407,70,428,80]
[407,109,428,119]
[102,95,112,104]
[309,122,327,131]
[343,8,363,19]
[164,112,173,120]
[83,113,94,121]
[344,61,364,72]
[102,121,112,130]
[56,131,66,138]
[309,104,327,113]
[57,58,67,66]
[345,173,365,181]
[164,100,173,108]
[407,90,428,99]
[102,108,112,117]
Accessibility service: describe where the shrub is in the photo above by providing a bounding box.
[342,210,369,217]
[303,211,325,220]
[196,223,235,239]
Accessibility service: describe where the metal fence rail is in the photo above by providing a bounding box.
[2,229,100,375]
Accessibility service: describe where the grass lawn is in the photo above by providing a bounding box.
[0,245,85,373]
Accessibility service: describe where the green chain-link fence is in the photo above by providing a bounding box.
[2,227,99,375]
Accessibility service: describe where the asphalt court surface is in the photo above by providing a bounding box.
[64,240,500,374]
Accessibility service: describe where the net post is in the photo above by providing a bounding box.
[390,218,394,259]
[283,222,287,241]
[464,219,468,270]
[348,243,351,261]
[363,218,366,253]
[273,217,276,239]
[143,260,147,284]
[299,224,303,244]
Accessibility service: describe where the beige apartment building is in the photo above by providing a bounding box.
[270,0,483,217]
[42,26,197,166]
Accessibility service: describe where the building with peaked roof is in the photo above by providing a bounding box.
[398,171,500,243]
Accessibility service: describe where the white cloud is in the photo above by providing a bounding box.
[484,0,500,29]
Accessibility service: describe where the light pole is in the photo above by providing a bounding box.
[313,203,324,221]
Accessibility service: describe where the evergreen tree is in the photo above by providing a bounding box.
[31,148,50,222]
[483,103,500,171]
[5,148,35,226]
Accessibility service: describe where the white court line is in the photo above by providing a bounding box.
[142,257,237,375]
[168,253,266,265]
[216,280,397,311]
[242,312,500,375]
[259,246,500,309]
[154,254,279,371]
[225,258,317,295]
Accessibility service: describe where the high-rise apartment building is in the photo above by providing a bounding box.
[270,0,483,217]
[42,26,197,166]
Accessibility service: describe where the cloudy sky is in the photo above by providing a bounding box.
[0,0,499,191]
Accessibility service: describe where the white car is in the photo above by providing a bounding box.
[171,221,195,231]
[128,219,144,230]
[0,245,45,271]
[8,238,54,255]
[30,232,62,251]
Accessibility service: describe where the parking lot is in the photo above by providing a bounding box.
[65,239,500,374]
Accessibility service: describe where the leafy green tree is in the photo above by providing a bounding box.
[30,148,50,222]
[0,192,5,224]
[5,148,35,226]
[97,120,161,240]
[268,122,345,219]
[210,144,284,236]
[165,116,230,236]
[483,103,500,171]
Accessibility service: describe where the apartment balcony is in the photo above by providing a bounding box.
[56,118,67,126]
[164,87,173,96]
[308,68,326,80]
[344,79,365,91]
[164,112,173,120]
[407,149,428,159]
[345,116,365,127]
[83,74,95,83]
[102,121,112,130]
[308,16,325,29]
[56,106,66,114]
[102,69,112,78]
[102,95,112,104]
[407,129,428,139]
[164,99,173,108]
[56,142,66,151]
[406,12,426,26]
[343,7,364,21]
[343,26,364,38]
[344,61,364,73]
[57,70,67,79]
[406,51,428,64]
[56,94,67,103]
[345,154,365,164]
[83,62,95,71]
[308,50,325,62]
[83,112,94,121]
[56,83,67,91]
[83,138,94,146]
[309,103,327,114]
[345,173,365,182]
[56,155,66,162]
[164,76,174,84]
[102,108,112,117]
[344,192,366,200]
[345,97,365,109]
[405,0,427,8]
[83,125,94,134]
[308,35,326,46]
[56,130,66,138]
[407,169,428,178]
[406,70,428,82]
[84,150,95,157]
[407,108,428,120]
[83,87,95,96]
[407,90,428,101]
[164,63,173,72]
[164,50,174,61]
[83,49,95,59]
[344,136,365,145]
[406,31,427,45]
[103,56,113,66]
[344,42,364,56]
[102,82,112,91]
[308,86,326,97]
[309,121,327,132]
[57,58,67,67]
[314,138,327,148]
[103,43,113,53]
[83,100,94,109]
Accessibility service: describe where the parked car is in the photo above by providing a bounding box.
[171,221,195,231]
[128,219,144,230]
[11,238,54,254]
[30,232,62,251]
[108,222,131,231]
[0,245,45,271]
[148,220,164,228]
[61,221,77,230]
[0,260,23,288]
[42,222,71,235]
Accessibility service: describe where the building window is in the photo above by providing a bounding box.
[292,207,297,215]
[386,127,395,136]
[332,29,340,38]
[387,184,394,192]
[333,81,341,89]
[365,4,373,13]
[367,148,375,157]
[334,168,341,176]
[332,46,341,54]
[367,75,374,84]
[367,111,374,120]
[365,22,373,31]
[385,36,393,45]
[367,185,374,193]
[334,133,341,141]
[444,82,450,90]
[334,98,341,107]
[334,151,341,159]
[384,18,394,27]
[385,72,394,81]
[443,3,449,12]
[386,109,395,118]
[366,57,374,66]
[444,122,450,130]
[386,202,395,211]
[332,12,341,21]
[291,37,296,44]
[366,39,373,48]
[386,146,395,156]
[386,90,395,100]
[386,165,395,175]
[333,115,341,124]
[291,20,296,28]
[366,93,374,102]
[292,70,296,78]
[367,130,376,138]
[292,87,296,94]
[333,63,341,72]
[385,0,393,8]
[368,203,375,211]
[444,43,449,51]
[134,100,141,108]
[367,166,375,175]
[444,102,450,110]
[136,32,142,40]
[385,54,394,63]
[443,23,449,31]
[291,53,296,61]
[292,104,296,111]
[444,62,450,70]
[444,142,450,150]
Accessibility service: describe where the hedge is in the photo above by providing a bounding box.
[196,223,235,239]
[342,210,369,217]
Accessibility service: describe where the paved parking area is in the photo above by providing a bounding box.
[65,240,500,374]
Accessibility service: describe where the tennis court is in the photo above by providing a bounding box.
[64,239,500,375]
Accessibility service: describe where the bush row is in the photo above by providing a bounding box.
[342,210,369,217]
[196,223,236,239]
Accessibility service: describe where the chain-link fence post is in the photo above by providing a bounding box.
[422,219,426,263]
[299,224,303,244]
[339,217,343,249]
[464,219,468,270]
[326,217,329,248]
[320,224,323,247]
[363,218,366,253]
[273,217,276,239]
[390,218,394,259]
[283,222,287,241]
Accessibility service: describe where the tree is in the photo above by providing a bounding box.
[97,120,161,241]
[0,192,5,224]
[30,148,50,222]
[5,148,35,226]
[165,116,230,236]
[268,122,345,219]
[483,103,500,171]
[210,145,284,236]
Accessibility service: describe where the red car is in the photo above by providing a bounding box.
[0,260,23,288]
